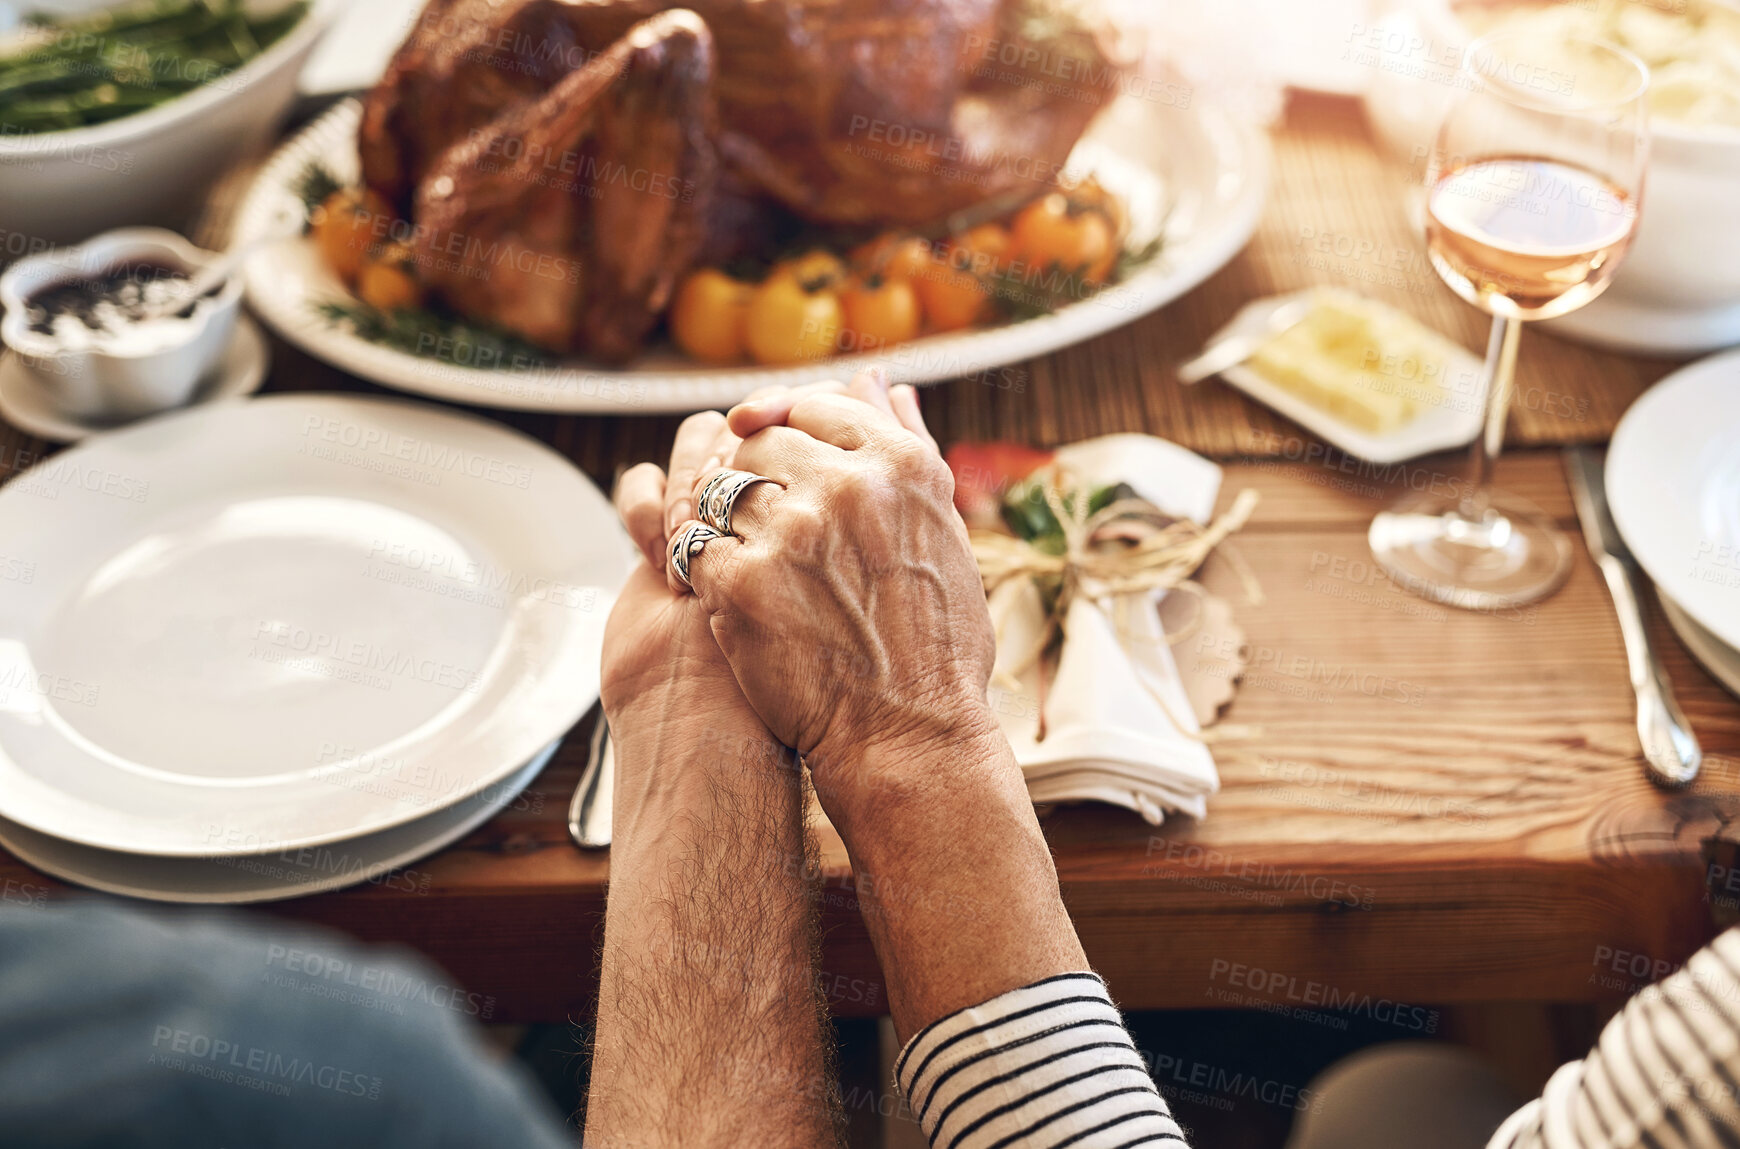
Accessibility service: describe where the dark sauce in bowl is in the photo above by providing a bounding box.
[25,261,210,341]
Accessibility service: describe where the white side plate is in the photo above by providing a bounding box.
[1206,291,1486,465]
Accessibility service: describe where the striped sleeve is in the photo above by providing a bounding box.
[893,972,1188,1149]
[1488,928,1740,1149]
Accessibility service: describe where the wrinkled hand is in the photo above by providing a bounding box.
[672,372,1001,817]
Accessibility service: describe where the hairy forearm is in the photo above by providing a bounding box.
[823,716,1089,1044]
[587,712,840,1148]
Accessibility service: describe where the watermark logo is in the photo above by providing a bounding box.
[263,944,495,1020]
[148,1025,385,1100]
[1142,837,1376,910]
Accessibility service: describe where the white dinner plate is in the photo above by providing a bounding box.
[233,94,1270,415]
[1607,348,1740,652]
[0,742,557,904]
[0,393,631,856]
[1663,595,1740,702]
[1207,291,1486,464]
[0,314,269,445]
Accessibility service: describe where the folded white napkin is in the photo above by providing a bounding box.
[985,434,1226,825]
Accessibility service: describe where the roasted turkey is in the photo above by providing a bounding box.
[361,0,1121,358]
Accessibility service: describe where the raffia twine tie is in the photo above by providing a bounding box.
[971,466,1262,742]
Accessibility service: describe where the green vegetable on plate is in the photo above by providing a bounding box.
[0,0,308,135]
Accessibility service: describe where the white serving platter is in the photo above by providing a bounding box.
[233,92,1271,414]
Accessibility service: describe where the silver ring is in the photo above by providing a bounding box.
[668,522,724,590]
[698,469,774,537]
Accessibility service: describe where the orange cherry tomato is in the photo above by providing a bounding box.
[914,257,990,332]
[356,243,422,311]
[851,234,934,285]
[882,238,936,284]
[313,189,395,286]
[670,268,754,364]
[1062,177,1120,222]
[951,223,1014,276]
[774,249,848,292]
[848,235,888,268]
[1010,193,1116,285]
[839,275,921,353]
[746,271,843,365]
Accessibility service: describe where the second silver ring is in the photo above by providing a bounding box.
[698,469,776,537]
[668,521,724,590]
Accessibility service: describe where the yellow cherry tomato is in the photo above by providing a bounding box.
[356,243,422,311]
[1010,193,1116,284]
[747,272,843,365]
[670,268,754,364]
[914,257,989,332]
[840,275,921,353]
[313,189,395,286]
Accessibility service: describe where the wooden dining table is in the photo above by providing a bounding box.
[1,92,1734,1025]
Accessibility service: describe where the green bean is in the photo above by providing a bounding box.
[0,0,306,133]
[220,13,258,60]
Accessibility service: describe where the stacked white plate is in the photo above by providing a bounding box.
[1608,348,1740,700]
[0,394,632,902]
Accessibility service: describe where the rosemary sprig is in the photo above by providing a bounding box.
[317,300,552,371]
[292,161,343,221]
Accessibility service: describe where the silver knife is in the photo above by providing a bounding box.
[1565,447,1701,788]
[567,714,614,849]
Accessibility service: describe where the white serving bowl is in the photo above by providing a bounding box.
[0,227,243,419]
[0,0,345,253]
[1548,114,1740,355]
[1362,0,1740,355]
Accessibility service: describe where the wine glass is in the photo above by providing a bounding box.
[1369,30,1650,611]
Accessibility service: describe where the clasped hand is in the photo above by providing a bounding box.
[602,370,1001,830]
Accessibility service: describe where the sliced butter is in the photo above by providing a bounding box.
[1247,290,1454,436]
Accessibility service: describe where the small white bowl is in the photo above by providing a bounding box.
[0,228,243,420]
[0,0,345,250]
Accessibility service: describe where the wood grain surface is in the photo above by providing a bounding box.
[258,453,1738,1022]
[0,93,1733,1022]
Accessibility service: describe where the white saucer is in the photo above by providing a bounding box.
[0,743,556,904]
[0,313,269,444]
[1663,595,1740,702]
[1548,294,1740,358]
[1204,290,1486,465]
